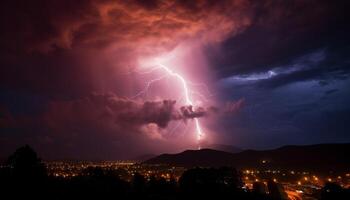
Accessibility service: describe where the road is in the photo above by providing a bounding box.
[285,190,302,200]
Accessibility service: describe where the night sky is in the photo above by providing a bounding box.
[1,0,350,160]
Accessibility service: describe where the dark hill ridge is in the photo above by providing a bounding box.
[201,144,242,153]
[147,149,235,167]
[134,144,241,162]
[144,143,350,173]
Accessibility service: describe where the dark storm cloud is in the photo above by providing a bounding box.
[259,66,350,89]
[0,92,215,159]
[220,46,350,89]
[0,0,254,159]
[302,109,350,140]
[218,75,350,149]
[1,0,350,159]
[324,89,338,95]
[257,49,350,88]
[0,0,253,98]
[180,106,206,119]
[45,93,210,129]
[210,0,350,85]
[0,92,213,133]
[0,0,251,54]
[1,0,349,96]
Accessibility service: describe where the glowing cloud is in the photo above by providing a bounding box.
[131,43,217,147]
[131,62,206,147]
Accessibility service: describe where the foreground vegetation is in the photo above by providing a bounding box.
[0,145,349,200]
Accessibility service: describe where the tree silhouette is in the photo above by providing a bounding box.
[267,180,288,200]
[69,166,129,199]
[1,145,48,199]
[179,167,244,198]
[4,145,349,200]
[132,172,146,192]
[321,182,349,200]
[7,145,47,179]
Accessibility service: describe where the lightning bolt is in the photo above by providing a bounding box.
[133,63,205,149]
[157,64,203,146]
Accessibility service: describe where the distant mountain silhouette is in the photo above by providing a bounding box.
[145,149,234,167]
[133,144,241,162]
[144,143,350,173]
[201,144,242,153]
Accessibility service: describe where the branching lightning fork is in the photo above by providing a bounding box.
[132,63,209,147]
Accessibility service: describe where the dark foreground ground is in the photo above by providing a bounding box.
[1,145,349,200]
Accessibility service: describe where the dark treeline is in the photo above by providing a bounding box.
[0,145,349,200]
